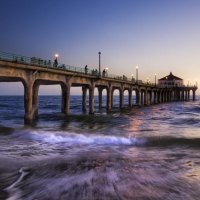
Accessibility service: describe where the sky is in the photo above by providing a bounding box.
[0,0,200,95]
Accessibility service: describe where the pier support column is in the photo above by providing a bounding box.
[82,86,87,112]
[185,90,188,101]
[32,83,40,118]
[164,91,166,102]
[173,91,176,101]
[159,91,161,102]
[146,91,149,105]
[163,91,166,102]
[160,91,164,103]
[157,91,161,103]
[193,90,196,101]
[136,90,140,105]
[140,91,144,105]
[181,90,184,101]
[111,89,114,108]
[106,86,112,111]
[24,83,33,124]
[61,82,71,114]
[120,88,124,108]
[144,90,147,105]
[98,87,103,110]
[164,91,167,102]
[89,85,95,114]
[168,91,170,102]
[171,90,174,101]
[174,90,177,101]
[166,91,169,102]
[188,90,190,101]
[170,91,173,101]
[165,91,169,102]
[128,89,132,108]
[23,73,39,124]
[154,91,157,104]
[149,91,152,105]
[151,91,153,104]
[178,90,181,101]
[160,91,163,102]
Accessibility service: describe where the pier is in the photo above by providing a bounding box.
[0,51,197,124]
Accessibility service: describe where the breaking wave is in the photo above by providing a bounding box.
[28,130,145,146]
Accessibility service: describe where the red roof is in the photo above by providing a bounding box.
[159,72,182,81]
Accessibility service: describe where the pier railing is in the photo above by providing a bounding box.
[0,51,90,73]
[0,51,197,88]
[0,51,155,85]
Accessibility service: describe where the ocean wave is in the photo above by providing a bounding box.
[14,130,200,149]
[22,130,146,146]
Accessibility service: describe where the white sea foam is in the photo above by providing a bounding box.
[29,130,145,146]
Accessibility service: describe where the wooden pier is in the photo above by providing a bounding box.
[0,52,197,124]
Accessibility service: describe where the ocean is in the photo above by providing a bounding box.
[0,95,200,200]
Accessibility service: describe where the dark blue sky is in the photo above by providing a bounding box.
[1,0,200,94]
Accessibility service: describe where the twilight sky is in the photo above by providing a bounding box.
[1,0,200,95]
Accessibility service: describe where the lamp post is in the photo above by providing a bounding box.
[136,66,139,83]
[155,73,157,86]
[98,52,101,77]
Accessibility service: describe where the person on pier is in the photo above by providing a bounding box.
[53,57,58,67]
[103,69,106,77]
[85,65,88,74]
